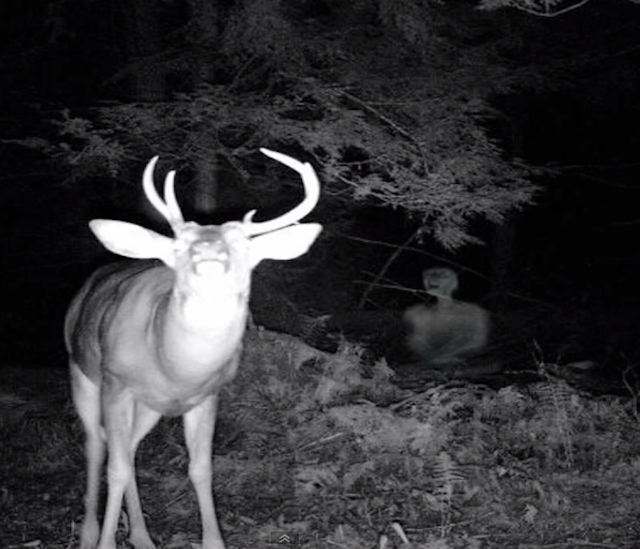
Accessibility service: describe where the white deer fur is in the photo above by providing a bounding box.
[404,267,489,366]
[65,150,321,549]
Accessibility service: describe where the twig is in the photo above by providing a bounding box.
[340,232,490,282]
[352,279,421,296]
[513,0,590,18]
[358,230,419,308]
[340,91,428,170]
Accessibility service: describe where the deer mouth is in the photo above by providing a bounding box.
[194,259,227,277]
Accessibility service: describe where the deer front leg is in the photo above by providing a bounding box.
[183,394,225,549]
[71,363,104,549]
[125,403,162,549]
[96,385,138,549]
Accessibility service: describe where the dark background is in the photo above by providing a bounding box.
[2,0,640,379]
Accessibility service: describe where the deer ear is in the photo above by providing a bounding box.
[249,223,322,266]
[89,220,175,266]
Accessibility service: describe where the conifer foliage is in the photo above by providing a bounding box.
[50,0,540,249]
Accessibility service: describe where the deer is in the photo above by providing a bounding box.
[65,149,322,549]
[403,267,489,367]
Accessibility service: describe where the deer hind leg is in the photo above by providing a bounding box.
[183,394,226,549]
[71,362,104,549]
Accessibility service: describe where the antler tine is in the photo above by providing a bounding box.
[163,170,184,226]
[142,156,184,230]
[245,148,321,236]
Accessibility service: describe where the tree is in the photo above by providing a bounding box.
[2,0,639,321]
[41,0,539,253]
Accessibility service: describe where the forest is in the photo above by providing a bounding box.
[2,1,640,548]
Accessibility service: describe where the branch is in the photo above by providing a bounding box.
[357,230,419,309]
[513,0,591,18]
[340,91,428,171]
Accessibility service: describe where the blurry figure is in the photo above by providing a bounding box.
[404,267,490,366]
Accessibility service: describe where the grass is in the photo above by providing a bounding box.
[1,330,640,549]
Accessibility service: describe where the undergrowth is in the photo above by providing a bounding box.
[1,333,640,548]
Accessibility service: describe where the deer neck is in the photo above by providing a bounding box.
[151,281,250,377]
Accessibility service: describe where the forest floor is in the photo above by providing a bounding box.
[1,328,640,549]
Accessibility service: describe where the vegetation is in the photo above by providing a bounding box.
[6,0,554,249]
[5,0,639,306]
[2,332,639,548]
[2,3,640,548]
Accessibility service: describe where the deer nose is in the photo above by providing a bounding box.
[193,239,227,256]
[192,241,230,276]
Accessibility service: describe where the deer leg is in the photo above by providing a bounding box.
[183,394,225,549]
[95,383,137,549]
[71,363,103,549]
[125,403,162,549]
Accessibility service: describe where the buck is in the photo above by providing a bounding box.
[65,149,322,549]
[404,267,489,366]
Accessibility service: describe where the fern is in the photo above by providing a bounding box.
[534,382,577,467]
[430,451,465,512]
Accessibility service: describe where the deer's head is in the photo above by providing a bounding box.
[88,149,322,296]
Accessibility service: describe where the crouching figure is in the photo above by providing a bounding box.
[404,267,490,367]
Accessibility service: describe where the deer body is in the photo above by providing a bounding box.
[66,150,322,549]
[67,260,244,415]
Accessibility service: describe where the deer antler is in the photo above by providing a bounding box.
[66,148,322,549]
[243,148,320,236]
[143,156,185,230]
